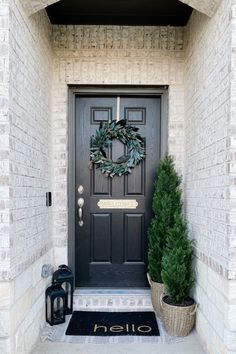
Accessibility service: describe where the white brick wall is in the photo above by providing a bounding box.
[229,1,236,280]
[184,1,236,352]
[0,0,53,352]
[185,1,231,280]
[0,0,10,279]
[10,250,53,354]
[21,0,60,16]
[9,0,53,279]
[0,249,53,354]
[180,0,222,17]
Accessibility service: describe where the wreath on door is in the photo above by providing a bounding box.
[90,119,145,178]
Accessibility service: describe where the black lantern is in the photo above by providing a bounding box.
[45,282,66,326]
[52,265,74,315]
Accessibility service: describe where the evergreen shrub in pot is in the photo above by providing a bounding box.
[161,209,197,336]
[147,155,182,317]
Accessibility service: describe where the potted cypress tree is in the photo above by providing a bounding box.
[161,212,197,336]
[147,155,182,317]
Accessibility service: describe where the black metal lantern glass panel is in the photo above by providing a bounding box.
[45,282,66,326]
[52,265,74,315]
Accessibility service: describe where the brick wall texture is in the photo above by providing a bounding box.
[9,0,53,280]
[185,1,236,352]
[21,0,60,15]
[181,0,222,17]
[0,0,53,352]
[0,0,10,279]
[1,0,236,352]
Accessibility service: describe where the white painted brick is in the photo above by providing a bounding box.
[225,302,236,331]
[180,0,222,17]
[0,338,12,354]
[224,328,236,351]
[13,266,32,302]
[0,310,10,337]
[8,0,53,280]
[21,0,60,16]
[0,281,13,309]
[185,1,236,352]
[54,246,68,266]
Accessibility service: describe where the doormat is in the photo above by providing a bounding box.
[66,311,160,336]
[41,308,185,344]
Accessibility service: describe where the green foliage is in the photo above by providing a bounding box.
[161,214,194,304]
[148,155,194,301]
[90,119,145,178]
[148,155,182,283]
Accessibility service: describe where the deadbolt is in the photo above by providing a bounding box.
[78,185,84,195]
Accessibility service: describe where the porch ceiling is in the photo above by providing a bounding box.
[46,0,192,26]
[22,0,223,18]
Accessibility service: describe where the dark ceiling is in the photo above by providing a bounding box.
[46,0,192,26]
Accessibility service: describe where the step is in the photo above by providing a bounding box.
[73,288,153,310]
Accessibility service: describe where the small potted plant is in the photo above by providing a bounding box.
[161,213,197,336]
[147,155,182,317]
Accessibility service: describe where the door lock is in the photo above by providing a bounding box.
[78,185,84,195]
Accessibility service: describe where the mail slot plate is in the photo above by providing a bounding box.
[97,199,138,209]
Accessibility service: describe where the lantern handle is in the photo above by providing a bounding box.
[58,264,72,271]
[52,281,63,288]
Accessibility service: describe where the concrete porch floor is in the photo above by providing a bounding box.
[32,332,205,354]
[31,289,205,354]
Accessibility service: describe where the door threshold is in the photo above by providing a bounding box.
[73,287,152,310]
[74,288,151,295]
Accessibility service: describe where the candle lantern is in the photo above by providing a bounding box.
[52,265,74,315]
[45,282,66,326]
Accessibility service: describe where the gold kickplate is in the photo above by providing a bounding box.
[97,199,138,209]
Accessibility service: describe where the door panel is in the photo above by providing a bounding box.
[91,214,111,262]
[124,214,144,262]
[75,95,161,287]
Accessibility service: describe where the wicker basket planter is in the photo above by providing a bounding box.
[161,295,197,336]
[147,273,165,318]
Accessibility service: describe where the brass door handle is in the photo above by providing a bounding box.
[78,198,84,227]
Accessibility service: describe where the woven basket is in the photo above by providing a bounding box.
[161,295,197,337]
[147,273,165,319]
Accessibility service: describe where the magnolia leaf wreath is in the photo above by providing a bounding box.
[90,119,145,178]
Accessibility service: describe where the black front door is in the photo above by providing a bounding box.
[75,95,161,287]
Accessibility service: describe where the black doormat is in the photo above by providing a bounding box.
[66,311,160,336]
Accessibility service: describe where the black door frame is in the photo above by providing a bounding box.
[68,86,169,279]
